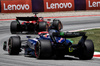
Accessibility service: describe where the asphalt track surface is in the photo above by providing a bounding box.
[0,16,100,66]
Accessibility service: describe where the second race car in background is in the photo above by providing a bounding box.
[10,13,62,34]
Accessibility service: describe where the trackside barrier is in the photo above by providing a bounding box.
[0,0,100,13]
[0,0,32,13]
[86,0,100,10]
[74,0,86,10]
[43,0,74,12]
[32,0,44,12]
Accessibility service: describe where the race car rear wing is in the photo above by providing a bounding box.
[16,17,38,21]
[52,32,86,38]
[51,31,87,44]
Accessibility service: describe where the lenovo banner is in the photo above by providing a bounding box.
[44,0,74,12]
[86,0,100,10]
[1,0,32,13]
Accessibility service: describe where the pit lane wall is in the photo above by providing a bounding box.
[0,0,100,13]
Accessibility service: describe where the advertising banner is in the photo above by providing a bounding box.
[44,0,74,12]
[74,0,86,10]
[1,0,32,13]
[31,0,44,12]
[86,0,100,10]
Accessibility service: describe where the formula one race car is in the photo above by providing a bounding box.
[3,29,94,60]
[10,13,62,34]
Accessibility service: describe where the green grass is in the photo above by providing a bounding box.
[67,28,100,51]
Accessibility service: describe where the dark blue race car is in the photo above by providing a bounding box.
[3,29,94,60]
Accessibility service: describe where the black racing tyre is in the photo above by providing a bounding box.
[35,40,52,59]
[52,19,63,30]
[56,54,64,59]
[8,36,21,55]
[39,22,48,31]
[10,21,20,34]
[3,41,7,51]
[79,40,94,60]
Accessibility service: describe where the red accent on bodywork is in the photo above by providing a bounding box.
[38,31,48,35]
[22,22,25,24]
[35,44,38,58]
[38,20,43,22]
[47,21,50,24]
[30,21,36,24]
[21,21,36,24]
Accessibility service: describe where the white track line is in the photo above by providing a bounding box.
[69,27,100,32]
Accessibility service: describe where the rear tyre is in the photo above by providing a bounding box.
[52,19,63,30]
[10,21,20,34]
[8,36,21,55]
[56,54,64,59]
[79,40,94,60]
[35,40,52,59]
[39,22,48,31]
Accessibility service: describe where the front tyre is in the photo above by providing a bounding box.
[8,36,21,55]
[79,40,94,60]
[35,40,52,59]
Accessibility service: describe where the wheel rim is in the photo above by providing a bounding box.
[35,43,40,58]
[46,24,49,31]
[58,23,62,30]
[8,38,12,53]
